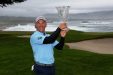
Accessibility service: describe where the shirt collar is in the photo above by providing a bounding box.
[36,30,46,35]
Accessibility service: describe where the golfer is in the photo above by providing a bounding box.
[30,16,68,75]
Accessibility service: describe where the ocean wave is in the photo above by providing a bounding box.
[2,20,113,32]
[80,21,113,25]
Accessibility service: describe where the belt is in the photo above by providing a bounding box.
[36,62,54,66]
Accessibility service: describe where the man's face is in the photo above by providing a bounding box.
[35,19,47,32]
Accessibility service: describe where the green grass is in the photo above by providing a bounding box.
[65,30,113,42]
[0,30,113,75]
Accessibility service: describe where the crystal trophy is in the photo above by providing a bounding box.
[56,6,70,23]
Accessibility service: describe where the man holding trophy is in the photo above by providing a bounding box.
[30,6,70,75]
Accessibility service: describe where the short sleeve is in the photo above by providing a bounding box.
[30,35,46,44]
[52,40,59,47]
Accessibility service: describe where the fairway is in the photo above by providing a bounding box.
[0,31,113,75]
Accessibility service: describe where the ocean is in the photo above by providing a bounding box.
[1,19,113,32]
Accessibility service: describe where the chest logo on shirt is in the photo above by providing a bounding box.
[37,37,42,40]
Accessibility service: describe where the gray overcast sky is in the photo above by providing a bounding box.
[0,0,113,17]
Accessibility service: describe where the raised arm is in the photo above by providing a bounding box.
[55,28,69,50]
[43,23,67,44]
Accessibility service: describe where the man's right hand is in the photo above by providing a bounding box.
[58,23,67,30]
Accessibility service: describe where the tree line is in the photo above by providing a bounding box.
[0,0,26,7]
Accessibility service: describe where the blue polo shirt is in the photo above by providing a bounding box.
[30,31,59,64]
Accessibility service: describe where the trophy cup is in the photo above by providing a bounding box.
[56,6,70,23]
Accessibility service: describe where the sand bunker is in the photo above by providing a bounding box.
[66,38,113,54]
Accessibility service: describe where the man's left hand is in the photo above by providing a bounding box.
[60,28,69,37]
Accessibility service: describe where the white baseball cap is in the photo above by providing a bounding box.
[35,16,47,22]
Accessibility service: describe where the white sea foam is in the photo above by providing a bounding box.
[3,24,36,31]
[80,21,113,25]
[2,20,113,32]
[2,23,58,31]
